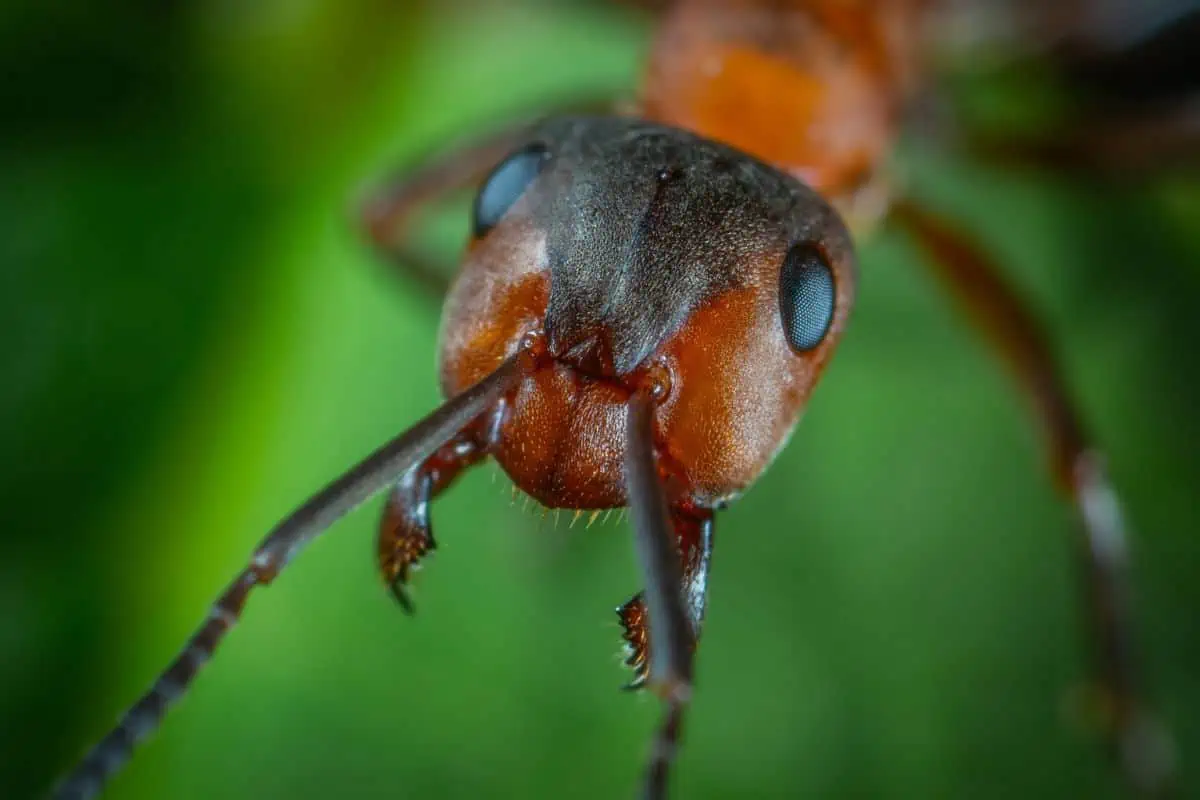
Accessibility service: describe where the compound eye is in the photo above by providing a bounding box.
[472,143,549,237]
[779,242,836,352]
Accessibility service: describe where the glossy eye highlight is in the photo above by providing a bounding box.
[779,242,835,352]
[472,143,549,237]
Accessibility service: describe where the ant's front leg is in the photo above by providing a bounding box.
[377,424,492,612]
[618,508,714,690]
[360,129,532,297]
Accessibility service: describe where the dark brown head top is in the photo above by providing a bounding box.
[439,116,855,510]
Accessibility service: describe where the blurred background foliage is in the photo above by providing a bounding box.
[2,1,1198,798]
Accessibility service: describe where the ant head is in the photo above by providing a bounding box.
[440,116,855,508]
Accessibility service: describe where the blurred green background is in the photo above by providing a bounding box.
[3,2,1198,798]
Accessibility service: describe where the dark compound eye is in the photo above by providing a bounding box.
[472,143,549,237]
[779,242,836,352]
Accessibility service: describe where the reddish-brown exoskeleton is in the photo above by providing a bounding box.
[55,1,1183,797]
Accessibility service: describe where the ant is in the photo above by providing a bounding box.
[53,1,1187,798]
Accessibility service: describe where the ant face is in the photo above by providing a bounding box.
[439,116,856,509]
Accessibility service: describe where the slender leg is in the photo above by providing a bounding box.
[950,109,1200,176]
[52,356,525,800]
[890,199,1175,797]
[359,128,533,296]
[913,3,1200,178]
[618,510,714,690]
[1032,6,1200,174]
[378,427,492,612]
[625,389,707,800]
[1018,1,1200,112]
[359,97,626,295]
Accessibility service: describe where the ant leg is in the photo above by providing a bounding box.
[890,199,1175,796]
[914,5,1200,179]
[947,109,1200,176]
[359,128,532,296]
[52,356,525,800]
[359,97,627,296]
[923,5,1200,179]
[625,390,706,800]
[377,430,490,612]
[618,510,714,690]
